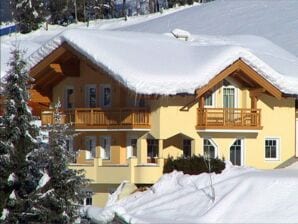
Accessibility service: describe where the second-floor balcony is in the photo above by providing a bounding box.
[41,107,150,129]
[197,108,262,130]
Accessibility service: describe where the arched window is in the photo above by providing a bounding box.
[203,139,217,159]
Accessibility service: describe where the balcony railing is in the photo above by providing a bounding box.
[41,107,150,129]
[197,108,261,129]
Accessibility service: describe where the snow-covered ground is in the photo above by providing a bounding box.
[83,163,298,223]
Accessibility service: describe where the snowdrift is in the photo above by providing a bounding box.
[84,163,298,223]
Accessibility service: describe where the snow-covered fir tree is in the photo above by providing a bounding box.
[10,0,45,33]
[0,48,45,222]
[35,101,89,223]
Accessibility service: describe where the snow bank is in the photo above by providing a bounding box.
[86,164,298,223]
[27,29,298,95]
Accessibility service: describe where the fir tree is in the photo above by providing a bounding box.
[10,0,45,33]
[34,101,89,223]
[0,48,44,223]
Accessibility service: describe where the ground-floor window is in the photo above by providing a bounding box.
[183,139,191,158]
[147,139,159,163]
[203,139,216,159]
[230,139,242,166]
[83,191,93,206]
[265,138,279,160]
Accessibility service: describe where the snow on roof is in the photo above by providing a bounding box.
[118,0,298,58]
[27,29,298,95]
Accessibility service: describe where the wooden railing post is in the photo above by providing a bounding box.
[90,109,93,125]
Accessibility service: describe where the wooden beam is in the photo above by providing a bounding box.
[29,89,51,103]
[234,71,257,88]
[250,88,266,97]
[196,59,283,100]
[49,63,63,73]
[30,44,67,77]
[238,60,283,100]
[196,60,241,97]
[250,95,258,109]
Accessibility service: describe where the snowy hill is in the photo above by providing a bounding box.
[83,164,298,223]
[119,0,298,57]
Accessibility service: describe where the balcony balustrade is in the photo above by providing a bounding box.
[41,107,150,129]
[197,108,261,129]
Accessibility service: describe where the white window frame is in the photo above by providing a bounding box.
[264,137,280,161]
[229,138,244,166]
[100,136,111,160]
[203,138,218,159]
[223,86,238,108]
[85,84,97,108]
[85,136,96,160]
[64,86,75,109]
[100,84,112,107]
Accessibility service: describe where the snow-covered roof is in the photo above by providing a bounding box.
[27,29,298,95]
[29,29,298,94]
[118,0,298,58]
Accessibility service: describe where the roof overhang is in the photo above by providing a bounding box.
[196,58,283,100]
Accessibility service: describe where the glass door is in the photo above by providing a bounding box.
[230,139,243,166]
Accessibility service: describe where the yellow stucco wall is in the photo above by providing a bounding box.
[49,59,297,206]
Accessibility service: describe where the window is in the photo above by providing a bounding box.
[85,136,96,160]
[183,139,191,158]
[127,138,137,158]
[83,191,93,206]
[65,87,74,109]
[223,87,235,108]
[204,92,213,107]
[100,85,111,107]
[85,85,97,108]
[265,138,279,160]
[230,139,243,166]
[147,139,159,162]
[65,137,73,152]
[100,136,111,160]
[203,139,216,159]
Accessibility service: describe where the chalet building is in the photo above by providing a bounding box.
[26,30,298,206]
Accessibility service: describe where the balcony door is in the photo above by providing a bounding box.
[100,136,111,160]
[64,87,74,109]
[85,85,97,108]
[223,86,237,125]
[85,136,96,160]
[230,139,243,166]
[127,136,137,159]
[223,87,236,108]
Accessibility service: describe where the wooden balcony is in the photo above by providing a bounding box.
[197,108,262,130]
[41,107,150,129]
